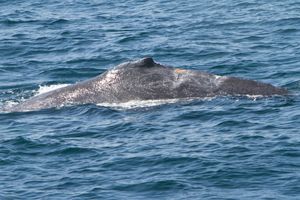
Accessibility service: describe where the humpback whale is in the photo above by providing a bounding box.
[4,57,287,112]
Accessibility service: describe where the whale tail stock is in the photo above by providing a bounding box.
[218,76,288,96]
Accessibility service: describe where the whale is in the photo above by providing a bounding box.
[3,57,287,112]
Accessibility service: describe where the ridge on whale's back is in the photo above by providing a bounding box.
[2,57,288,112]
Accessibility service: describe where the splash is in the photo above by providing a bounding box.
[36,84,70,95]
[0,84,70,112]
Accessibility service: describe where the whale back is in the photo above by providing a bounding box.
[3,57,288,112]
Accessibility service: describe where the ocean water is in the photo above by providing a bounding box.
[0,0,300,199]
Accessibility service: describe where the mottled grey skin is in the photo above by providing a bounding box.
[5,57,287,112]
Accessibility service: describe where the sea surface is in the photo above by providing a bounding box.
[0,0,300,199]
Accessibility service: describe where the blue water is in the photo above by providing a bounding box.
[1,0,300,199]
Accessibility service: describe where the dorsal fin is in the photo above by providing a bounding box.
[115,57,156,70]
[139,57,155,67]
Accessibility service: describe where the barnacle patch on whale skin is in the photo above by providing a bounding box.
[175,68,188,74]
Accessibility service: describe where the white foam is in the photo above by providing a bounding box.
[36,84,70,95]
[96,97,215,110]
[245,95,264,99]
[97,99,183,109]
